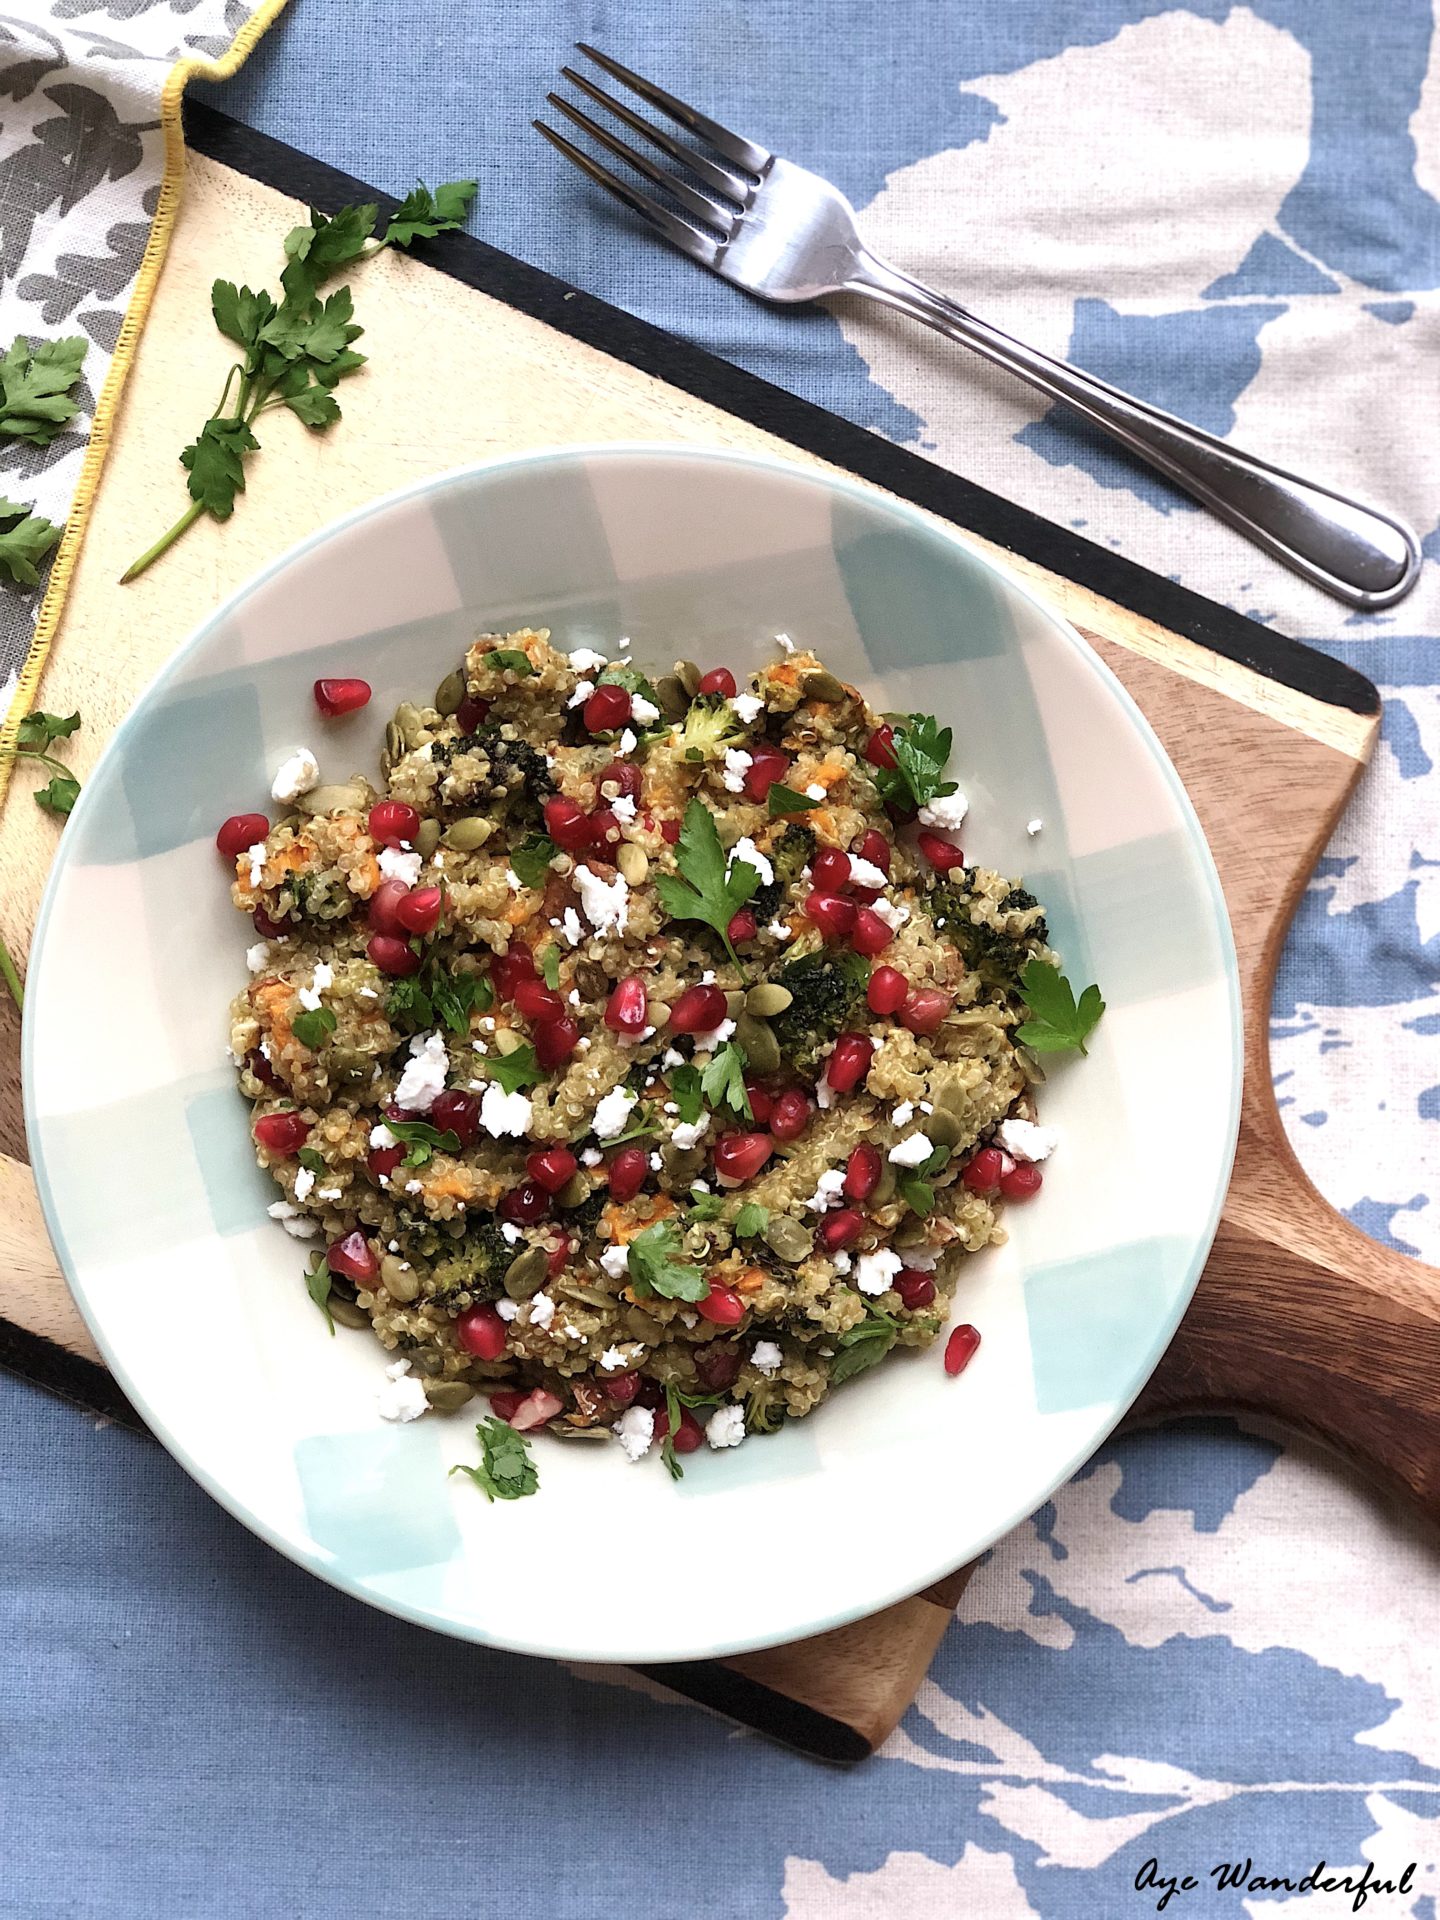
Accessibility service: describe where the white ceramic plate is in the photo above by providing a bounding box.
[26,445,1240,1662]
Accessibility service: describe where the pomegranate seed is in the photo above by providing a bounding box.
[313,676,371,717]
[327,1231,377,1284]
[368,800,419,848]
[396,885,443,936]
[509,1387,564,1431]
[514,976,564,1024]
[944,1324,981,1376]
[805,891,857,939]
[769,1088,810,1141]
[1001,1161,1044,1201]
[825,1033,874,1093]
[490,1389,526,1422]
[368,934,420,977]
[917,829,966,873]
[844,1143,882,1202]
[696,1283,745,1326]
[867,965,908,1016]
[367,879,410,934]
[543,795,593,852]
[669,983,727,1034]
[962,1147,1006,1193]
[727,908,758,945]
[527,1146,577,1193]
[812,846,851,891]
[430,1089,479,1148]
[605,974,648,1035]
[864,725,898,770]
[652,1408,671,1444]
[901,988,950,1036]
[253,1109,309,1154]
[499,1181,549,1226]
[545,1235,573,1278]
[672,1410,706,1453]
[818,1208,864,1252]
[252,906,287,939]
[855,828,891,873]
[851,907,894,957]
[589,807,622,849]
[607,1372,641,1406]
[660,818,681,845]
[367,1145,403,1183]
[217,812,269,859]
[455,1302,507,1360]
[600,760,643,801]
[246,1047,282,1090]
[633,1377,666,1410]
[456,694,490,733]
[607,1145,649,1202]
[744,747,790,803]
[491,946,536,1000]
[693,1342,742,1391]
[895,1269,936,1310]
[584,683,632,732]
[713,1132,774,1183]
[697,667,737,697]
[535,1016,579,1068]
[744,1079,774,1126]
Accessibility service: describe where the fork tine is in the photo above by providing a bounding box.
[559,65,754,207]
[546,93,736,232]
[575,44,771,175]
[532,121,720,267]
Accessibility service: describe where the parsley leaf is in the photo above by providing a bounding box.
[449,1416,539,1502]
[829,1309,899,1385]
[210,283,276,353]
[283,383,342,429]
[180,416,260,520]
[291,1005,337,1050]
[481,648,533,676]
[33,773,78,817]
[626,1219,708,1302]
[304,1256,335,1336]
[16,710,79,748]
[510,832,557,889]
[687,1188,727,1222]
[0,336,87,446]
[0,496,60,586]
[874,712,957,813]
[1017,958,1105,1055]
[654,798,760,971]
[487,1043,542,1095]
[429,966,489,1036]
[734,1202,768,1239]
[670,1065,704,1126]
[660,1381,721,1479]
[383,1115,461,1169]
[897,1144,950,1217]
[296,1148,327,1175]
[539,945,561,990]
[767,783,820,818]
[382,179,478,247]
[700,1040,752,1121]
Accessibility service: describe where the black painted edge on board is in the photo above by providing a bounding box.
[0,1315,143,1432]
[181,100,1380,721]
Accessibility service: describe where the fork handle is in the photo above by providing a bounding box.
[848,252,1419,610]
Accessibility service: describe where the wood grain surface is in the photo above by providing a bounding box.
[1,146,1431,1761]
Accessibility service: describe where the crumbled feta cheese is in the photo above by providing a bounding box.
[377,1359,429,1422]
[679,1311,698,1328]
[805,783,827,802]
[649,1152,663,1171]
[404,1179,423,1195]
[500,1223,522,1246]
[611,794,637,822]
[918,790,969,832]
[848,856,888,890]
[296,975,326,1012]
[358,986,378,1000]
[889,1132,935,1168]
[1026,817,1043,836]
[904,1244,942,1271]
[730,693,764,725]
[568,647,608,672]
[815,1075,835,1110]
[599,1243,630,1279]
[891,1101,915,1127]
[618,634,632,652]
[996,1117,1060,1163]
[662,1047,684,1068]
[528,1292,556,1329]
[692,1018,735,1053]
[832,1250,852,1275]
[561,1321,584,1341]
[706,1405,746,1450]
[631,693,660,726]
[805,1168,846,1213]
[774,632,795,654]
[293,1166,316,1203]
[271,747,320,804]
[729,836,773,885]
[369,1123,397,1150]
[592,1085,638,1140]
[245,941,270,974]
[599,1346,633,1371]
[495,1299,520,1322]
[267,1201,318,1238]
[506,868,523,892]
[574,863,629,935]
[316,1188,342,1202]
[245,842,268,889]
[377,846,422,886]
[700,970,716,985]
[394,1032,448,1112]
[722,748,753,793]
[750,1340,782,1376]
[870,896,910,933]
[855,1247,903,1297]
[671,1115,710,1151]
[480,1083,533,1138]
[567,679,595,709]
[920,1100,934,1114]
[560,907,584,947]
[580,1147,603,1168]
[614,1406,654,1462]
[766,919,792,942]
[662,1101,678,1115]
[618,728,637,754]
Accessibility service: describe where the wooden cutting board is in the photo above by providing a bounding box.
[3,106,1435,1765]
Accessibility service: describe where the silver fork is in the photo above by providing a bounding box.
[536,46,1420,612]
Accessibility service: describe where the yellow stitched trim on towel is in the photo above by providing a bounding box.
[0,0,291,787]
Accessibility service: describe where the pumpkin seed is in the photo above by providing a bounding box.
[625,1307,662,1342]
[408,1347,444,1375]
[734,1011,780,1074]
[297,782,368,816]
[926,1108,966,1149]
[745,982,793,1018]
[328,1297,369,1330]
[724,989,746,1019]
[673,659,701,697]
[802,668,847,703]
[380,1254,419,1303]
[423,1379,474,1413]
[493,1028,525,1057]
[654,673,689,718]
[556,1173,589,1210]
[575,960,608,997]
[393,701,424,747]
[442,816,492,851]
[551,1423,610,1442]
[617,843,649,885]
[931,1073,972,1115]
[384,721,402,761]
[763,1214,813,1263]
[415,817,441,858]
[433,668,465,717]
[872,1163,898,1206]
[503,1246,549,1298]
[896,1214,931,1247]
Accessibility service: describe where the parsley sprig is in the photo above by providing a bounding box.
[654,798,759,972]
[767,783,820,818]
[450,1416,539,1502]
[873,712,957,813]
[291,1005,337,1051]
[1017,958,1105,1055]
[700,1040,752,1121]
[0,497,62,588]
[1,707,82,820]
[829,1306,900,1385]
[121,181,477,582]
[510,833,557,890]
[386,958,491,1036]
[382,1115,462,1169]
[305,1254,336,1335]
[0,334,86,447]
[626,1218,708,1302]
[897,1143,951,1218]
[486,1043,543,1095]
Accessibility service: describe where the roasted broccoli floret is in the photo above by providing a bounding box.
[768,951,868,1071]
[422,1215,512,1308]
[749,822,815,921]
[929,871,1047,994]
[433,724,554,818]
[675,692,746,761]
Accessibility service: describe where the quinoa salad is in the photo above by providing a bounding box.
[220,631,1100,1482]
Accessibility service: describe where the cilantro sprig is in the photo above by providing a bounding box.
[654,798,759,972]
[450,1416,539,1502]
[626,1219,708,1302]
[1017,958,1105,1055]
[873,712,957,813]
[121,180,477,582]
[386,959,491,1036]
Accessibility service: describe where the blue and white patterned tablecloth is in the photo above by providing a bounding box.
[6,3,1440,1914]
